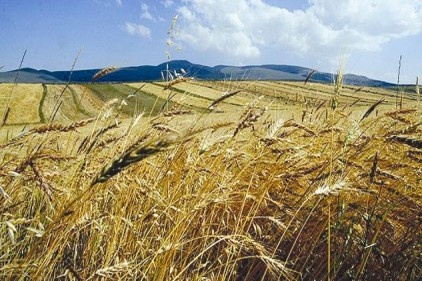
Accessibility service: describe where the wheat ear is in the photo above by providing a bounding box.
[208,90,241,110]
[163,109,193,117]
[91,138,174,186]
[32,118,96,134]
[92,66,118,81]
[360,99,384,122]
[387,135,422,149]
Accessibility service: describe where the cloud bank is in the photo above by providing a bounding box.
[177,0,422,61]
[125,22,151,38]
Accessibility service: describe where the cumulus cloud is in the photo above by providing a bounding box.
[141,3,154,20]
[125,22,151,38]
[162,0,174,8]
[177,0,422,60]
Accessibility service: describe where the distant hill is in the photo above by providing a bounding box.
[0,60,395,87]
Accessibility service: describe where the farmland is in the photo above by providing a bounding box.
[0,79,421,280]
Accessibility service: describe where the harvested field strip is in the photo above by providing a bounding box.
[71,85,104,114]
[154,81,290,107]
[196,80,415,108]
[133,82,213,109]
[108,83,179,116]
[68,86,94,118]
[160,81,229,100]
[43,85,85,122]
[282,81,411,103]
[197,80,337,105]
[153,81,274,109]
[125,83,206,114]
[129,82,238,111]
[258,81,384,105]
[84,83,147,116]
[0,83,42,124]
[172,81,273,108]
[152,81,217,102]
[83,83,133,101]
[86,83,202,117]
[211,81,338,107]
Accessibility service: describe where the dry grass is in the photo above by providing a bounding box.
[0,80,421,280]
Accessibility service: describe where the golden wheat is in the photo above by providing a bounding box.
[0,80,420,280]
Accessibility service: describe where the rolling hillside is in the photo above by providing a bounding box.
[0,60,396,87]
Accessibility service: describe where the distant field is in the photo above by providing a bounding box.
[0,83,43,124]
[0,80,416,127]
[0,80,420,280]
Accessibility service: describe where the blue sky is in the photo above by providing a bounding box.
[1,0,421,83]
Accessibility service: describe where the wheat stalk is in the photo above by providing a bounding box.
[77,121,120,153]
[29,161,54,200]
[304,69,316,85]
[283,120,317,136]
[385,121,422,136]
[88,261,131,280]
[233,107,266,137]
[396,55,402,110]
[331,68,343,110]
[369,151,379,184]
[1,107,11,127]
[266,118,285,138]
[1,50,26,127]
[163,77,191,90]
[0,185,10,200]
[50,48,83,123]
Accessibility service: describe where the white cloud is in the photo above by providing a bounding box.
[125,22,151,38]
[177,0,422,61]
[162,0,174,8]
[94,0,122,6]
[141,3,154,20]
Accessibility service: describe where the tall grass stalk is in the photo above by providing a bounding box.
[396,55,402,110]
[49,48,83,122]
[1,50,26,127]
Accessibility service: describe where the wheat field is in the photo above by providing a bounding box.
[0,80,421,280]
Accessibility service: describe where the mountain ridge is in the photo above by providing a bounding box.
[0,60,395,87]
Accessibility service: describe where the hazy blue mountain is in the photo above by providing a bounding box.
[0,60,395,87]
[0,67,63,83]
